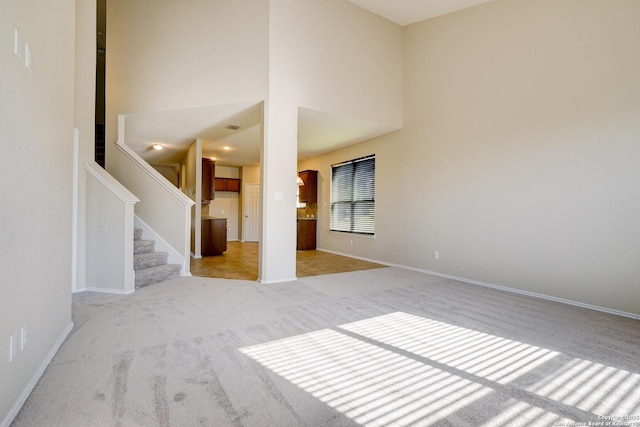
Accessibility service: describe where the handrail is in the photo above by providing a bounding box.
[109,138,194,277]
[84,161,140,204]
[114,140,194,207]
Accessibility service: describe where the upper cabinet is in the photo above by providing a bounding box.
[215,177,241,193]
[298,170,317,204]
[202,158,215,201]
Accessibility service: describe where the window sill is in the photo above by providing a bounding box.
[328,230,376,239]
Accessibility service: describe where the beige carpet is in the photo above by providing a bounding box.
[12,268,640,426]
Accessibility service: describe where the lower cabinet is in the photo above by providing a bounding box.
[202,217,227,256]
[297,219,317,250]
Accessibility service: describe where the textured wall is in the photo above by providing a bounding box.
[307,0,640,315]
[0,0,75,422]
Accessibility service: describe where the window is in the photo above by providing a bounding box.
[330,155,375,235]
[296,185,306,209]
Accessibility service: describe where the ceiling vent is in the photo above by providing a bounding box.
[225,124,240,130]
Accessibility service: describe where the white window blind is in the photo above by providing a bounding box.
[330,155,375,235]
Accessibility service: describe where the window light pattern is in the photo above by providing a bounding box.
[241,329,493,426]
[340,312,640,418]
[340,312,559,385]
[528,357,640,415]
[240,312,639,426]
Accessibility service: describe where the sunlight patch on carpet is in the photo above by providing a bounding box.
[527,357,640,415]
[240,312,639,426]
[240,328,492,426]
[341,312,560,385]
[341,312,640,419]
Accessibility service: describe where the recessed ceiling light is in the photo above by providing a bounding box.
[222,146,231,151]
[152,143,163,151]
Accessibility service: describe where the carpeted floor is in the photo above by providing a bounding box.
[190,241,386,280]
[12,268,640,426]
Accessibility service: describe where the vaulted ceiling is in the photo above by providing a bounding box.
[123,0,496,167]
[347,0,495,26]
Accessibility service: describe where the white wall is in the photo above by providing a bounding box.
[278,0,403,127]
[106,0,269,270]
[85,166,136,293]
[182,141,200,256]
[105,0,270,168]
[242,165,261,185]
[309,0,640,316]
[0,0,76,423]
[258,0,403,282]
[73,0,97,292]
[215,165,240,179]
[105,0,402,282]
[154,165,180,187]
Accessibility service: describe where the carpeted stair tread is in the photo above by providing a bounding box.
[134,251,169,270]
[133,228,181,288]
[135,264,181,288]
[134,239,155,254]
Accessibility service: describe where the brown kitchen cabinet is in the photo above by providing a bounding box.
[214,177,241,192]
[298,170,317,204]
[202,158,215,201]
[201,217,227,256]
[297,219,317,250]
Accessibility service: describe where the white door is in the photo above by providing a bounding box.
[243,184,260,242]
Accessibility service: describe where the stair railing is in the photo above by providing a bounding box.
[108,140,195,277]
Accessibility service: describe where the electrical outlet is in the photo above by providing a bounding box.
[433,250,440,260]
[349,240,353,246]
[21,324,28,351]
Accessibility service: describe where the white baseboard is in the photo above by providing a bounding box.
[258,276,298,284]
[81,287,135,295]
[316,248,394,267]
[1,322,74,427]
[316,248,640,321]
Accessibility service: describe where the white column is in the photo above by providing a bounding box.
[259,99,298,283]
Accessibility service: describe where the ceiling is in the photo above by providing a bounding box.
[125,103,400,167]
[124,103,263,167]
[347,0,495,26]
[124,0,495,168]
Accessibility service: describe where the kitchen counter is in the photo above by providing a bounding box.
[201,217,227,256]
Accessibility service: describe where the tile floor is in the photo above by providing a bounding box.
[190,241,386,280]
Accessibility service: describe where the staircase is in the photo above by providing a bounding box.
[134,228,181,288]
